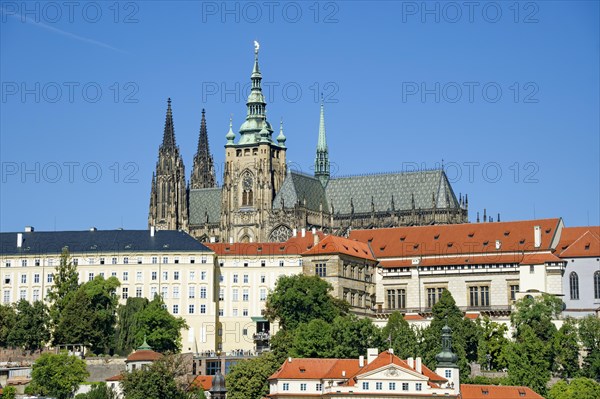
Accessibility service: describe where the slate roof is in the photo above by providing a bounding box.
[272,171,327,211]
[0,229,211,256]
[189,187,222,225]
[272,169,461,214]
[326,170,459,214]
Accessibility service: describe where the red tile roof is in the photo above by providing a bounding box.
[301,235,376,260]
[555,226,600,253]
[106,374,123,382]
[349,219,561,258]
[460,384,544,399]
[206,231,326,256]
[189,375,213,391]
[126,349,162,362]
[558,230,600,258]
[519,252,564,265]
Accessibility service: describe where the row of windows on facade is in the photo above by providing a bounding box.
[385,264,522,274]
[3,256,208,267]
[316,263,374,282]
[342,289,375,308]
[280,382,425,392]
[569,271,600,300]
[386,285,521,310]
[3,270,211,285]
[219,260,292,267]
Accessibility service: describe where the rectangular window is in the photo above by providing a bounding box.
[190,256,195,264]
[427,287,445,307]
[136,287,142,297]
[243,274,249,283]
[151,287,157,298]
[260,288,267,301]
[261,260,266,267]
[219,288,224,301]
[47,273,53,283]
[162,257,168,264]
[174,271,179,281]
[200,304,206,314]
[200,287,207,299]
[190,271,195,280]
[389,382,396,390]
[233,274,238,283]
[201,271,206,280]
[122,272,128,281]
[260,275,266,283]
[232,308,238,316]
[152,256,158,264]
[469,286,479,307]
[530,264,535,274]
[112,257,117,264]
[316,263,327,277]
[480,286,490,307]
[35,259,40,266]
[172,304,179,314]
[416,383,422,391]
[402,383,408,391]
[316,383,322,391]
[161,286,168,299]
[152,271,157,281]
[19,289,27,300]
[123,257,129,264]
[137,271,143,282]
[219,309,224,316]
[279,260,284,267]
[122,287,128,299]
[99,257,105,265]
[243,289,249,301]
[387,289,396,309]
[201,256,207,264]
[445,369,452,378]
[510,284,519,301]
[243,309,248,316]
[5,260,11,267]
[188,286,195,299]
[174,257,179,264]
[376,382,382,390]
[137,257,142,264]
[33,289,40,301]
[162,271,168,281]
[88,272,94,282]
[173,286,179,299]
[189,304,195,314]
[99,272,105,278]
[3,290,10,304]
[362,382,369,390]
[300,383,307,391]
[283,383,289,391]
[232,289,239,302]
[20,274,27,284]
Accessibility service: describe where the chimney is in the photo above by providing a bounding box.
[301,228,306,238]
[24,226,34,232]
[150,226,155,237]
[229,237,234,244]
[483,208,487,222]
[534,225,541,248]
[495,240,501,250]
[287,357,292,363]
[313,232,320,246]
[209,236,216,243]
[388,348,394,354]
[292,228,297,237]
[367,348,378,364]
[415,357,422,373]
[342,370,346,377]
[17,233,23,248]
[407,357,414,369]
[312,227,316,235]
[359,355,365,368]
[90,227,97,232]
[497,213,500,222]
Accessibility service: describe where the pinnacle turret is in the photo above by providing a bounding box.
[277,119,286,147]
[314,96,330,186]
[191,108,217,189]
[161,98,176,150]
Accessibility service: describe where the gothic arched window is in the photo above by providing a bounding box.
[570,272,579,300]
[241,171,254,206]
[594,271,600,299]
[269,225,292,242]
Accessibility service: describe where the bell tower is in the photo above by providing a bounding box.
[221,42,287,242]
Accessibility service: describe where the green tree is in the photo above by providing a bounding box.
[330,315,382,358]
[0,303,17,347]
[26,352,89,399]
[114,297,150,355]
[511,294,562,342]
[476,317,509,371]
[120,354,190,399]
[420,290,480,379]
[3,386,16,399]
[81,276,121,353]
[264,274,348,330]
[226,351,282,399]
[505,324,551,395]
[380,311,419,359]
[552,318,580,378]
[135,296,188,353]
[547,377,600,399]
[48,247,80,330]
[269,329,296,363]
[290,319,334,358]
[579,315,600,380]
[75,383,119,399]
[7,300,50,350]
[53,288,95,349]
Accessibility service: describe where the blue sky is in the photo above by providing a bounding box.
[1,1,598,232]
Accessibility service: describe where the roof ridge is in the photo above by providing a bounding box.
[332,168,442,180]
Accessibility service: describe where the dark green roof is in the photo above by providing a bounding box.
[0,229,211,256]
[189,188,222,225]
[273,171,328,211]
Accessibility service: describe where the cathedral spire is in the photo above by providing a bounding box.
[191,108,217,189]
[161,98,176,149]
[314,96,330,186]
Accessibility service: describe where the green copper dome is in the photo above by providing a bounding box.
[435,323,458,367]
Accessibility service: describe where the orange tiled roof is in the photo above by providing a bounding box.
[126,349,163,362]
[460,384,544,399]
[106,374,123,382]
[559,230,600,258]
[519,252,564,265]
[555,226,600,253]
[206,231,325,256]
[301,235,376,260]
[349,219,561,258]
[189,375,213,391]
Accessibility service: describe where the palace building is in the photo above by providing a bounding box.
[148,44,468,243]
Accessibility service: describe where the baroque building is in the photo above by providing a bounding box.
[149,44,468,243]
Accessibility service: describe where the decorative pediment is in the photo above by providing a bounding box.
[357,364,429,382]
